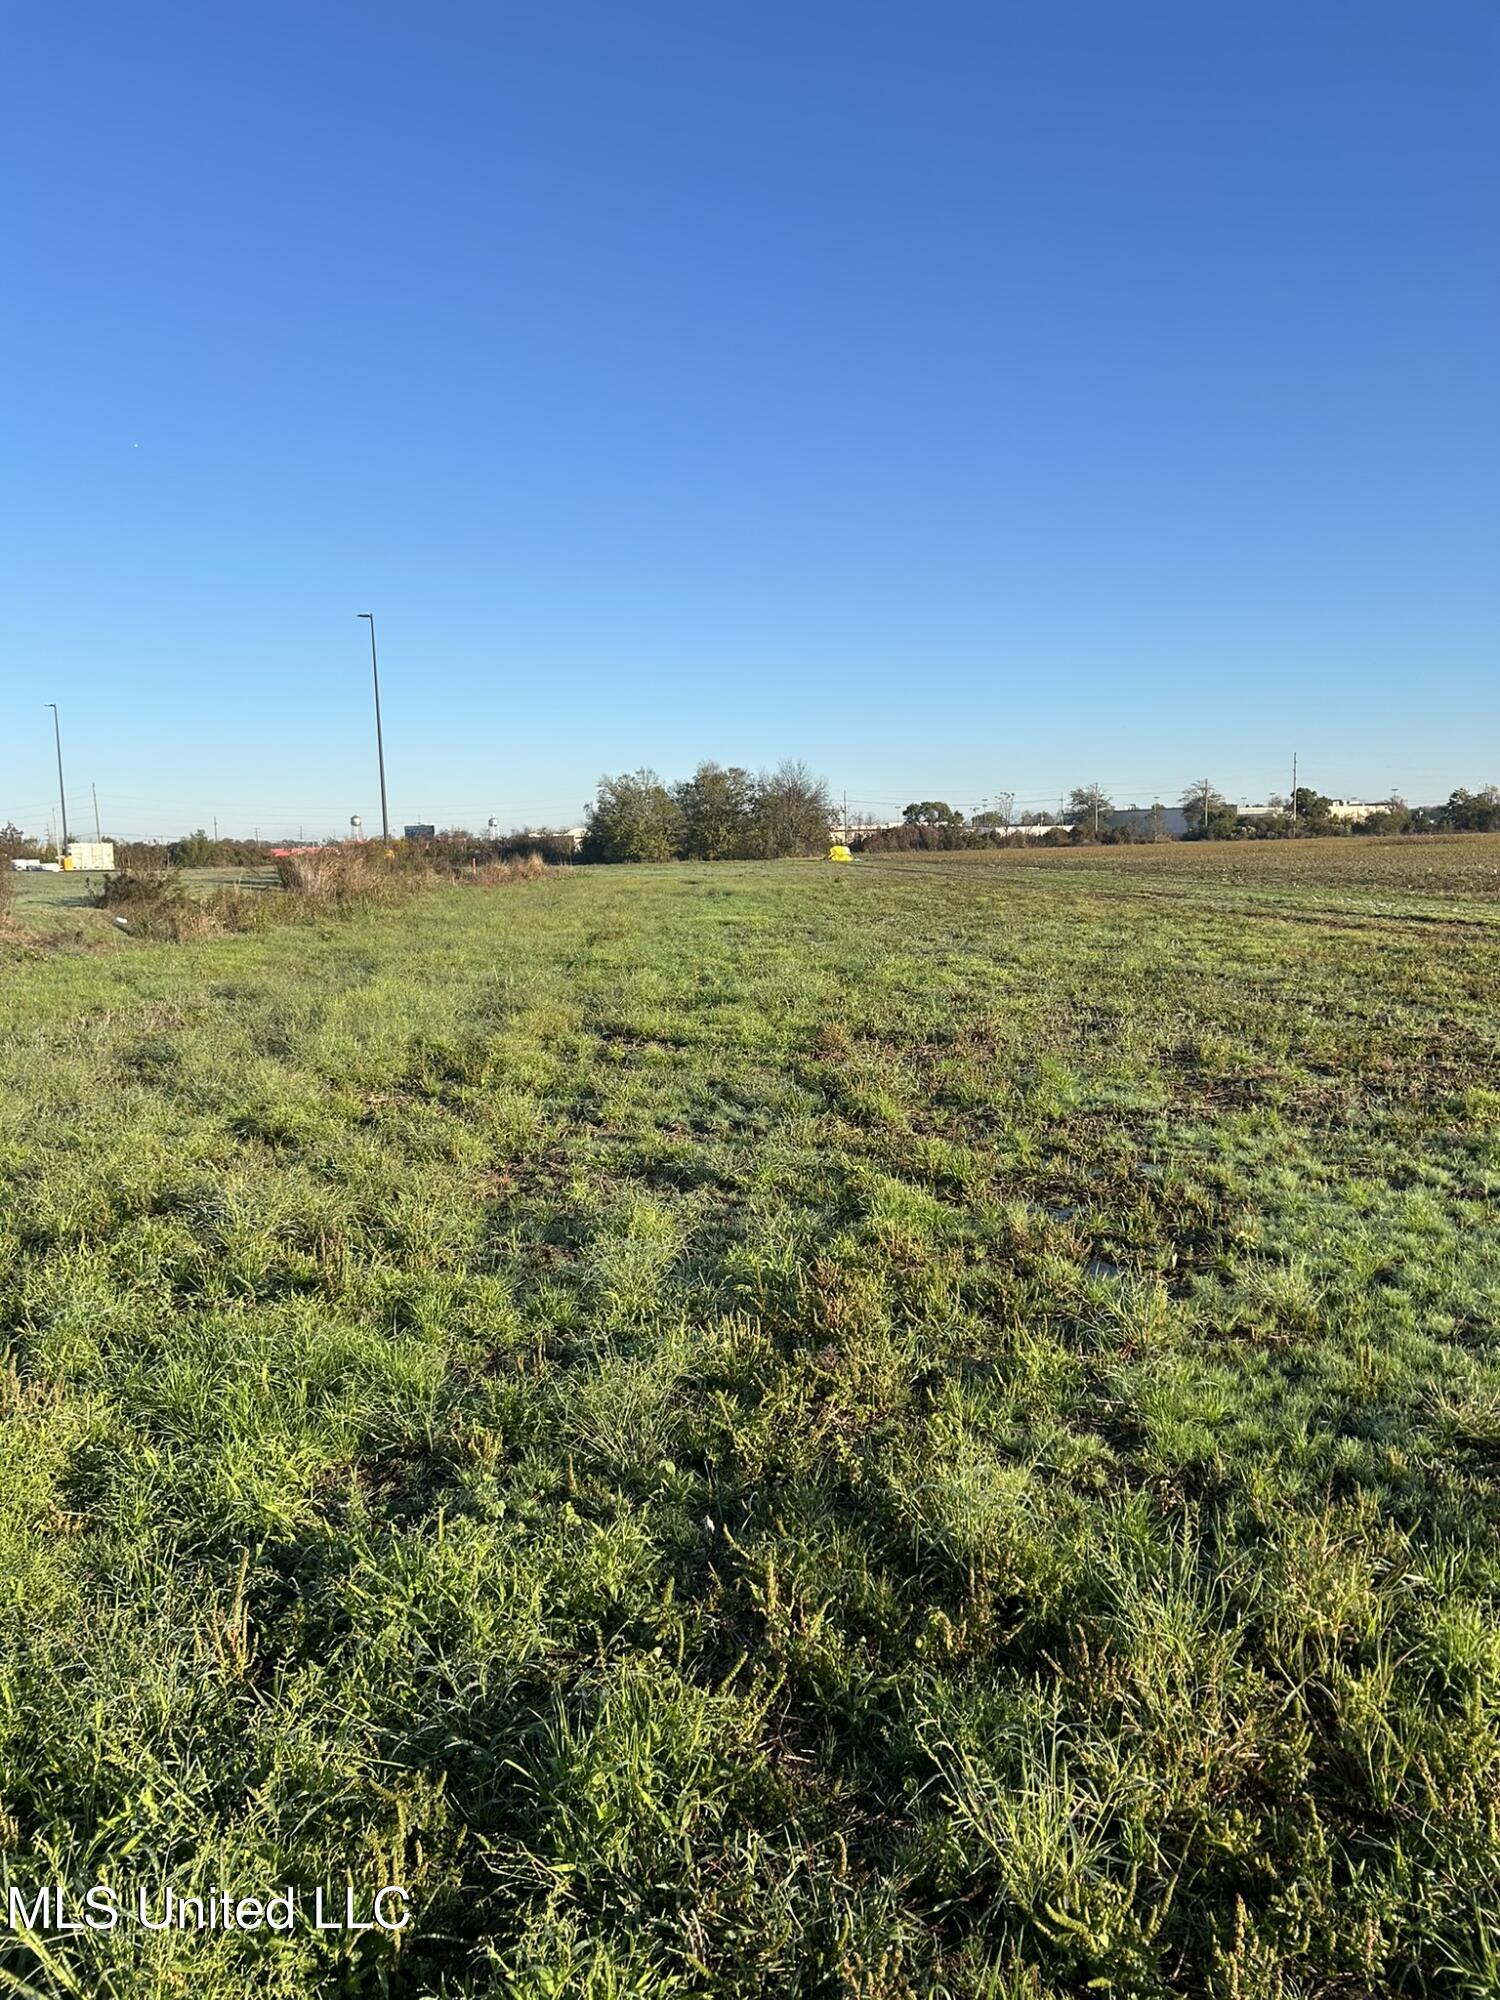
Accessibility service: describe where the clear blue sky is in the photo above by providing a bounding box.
[3,1,1496,839]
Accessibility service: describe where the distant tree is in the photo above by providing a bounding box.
[674,762,755,860]
[1067,784,1112,838]
[170,828,218,867]
[751,761,835,858]
[1291,787,1335,834]
[583,770,683,862]
[1263,789,1331,837]
[971,794,1015,835]
[902,800,964,828]
[1353,795,1412,835]
[0,821,37,860]
[1180,779,1223,830]
[1179,780,1238,840]
[1444,785,1500,832]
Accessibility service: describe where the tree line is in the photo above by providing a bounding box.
[853,783,1500,851]
[0,824,576,871]
[6,776,1497,873]
[581,762,834,862]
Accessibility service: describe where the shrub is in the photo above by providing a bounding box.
[458,853,550,886]
[101,869,229,939]
[98,869,224,940]
[414,830,577,871]
[99,868,187,909]
[94,844,548,946]
[273,848,422,908]
[169,828,218,867]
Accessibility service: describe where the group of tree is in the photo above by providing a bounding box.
[1180,786,1498,840]
[1441,786,1500,832]
[1142,782,1500,840]
[582,762,833,863]
[856,789,1153,852]
[856,804,999,853]
[853,780,1500,852]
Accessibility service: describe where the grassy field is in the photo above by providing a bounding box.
[2,839,1499,1998]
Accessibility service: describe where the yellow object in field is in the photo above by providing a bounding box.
[60,855,74,871]
[828,844,852,863]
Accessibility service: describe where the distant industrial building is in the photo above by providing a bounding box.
[1109,806,1189,838]
[1237,799,1389,823]
[1325,799,1393,822]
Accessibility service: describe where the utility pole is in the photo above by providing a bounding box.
[1290,752,1298,836]
[842,790,849,843]
[45,704,70,850]
[91,784,101,841]
[358,613,391,841]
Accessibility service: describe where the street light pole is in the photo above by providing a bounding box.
[357,613,390,841]
[45,704,70,850]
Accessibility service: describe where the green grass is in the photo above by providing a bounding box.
[2,841,1499,1997]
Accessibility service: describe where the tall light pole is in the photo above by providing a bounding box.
[45,704,70,851]
[357,613,390,841]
